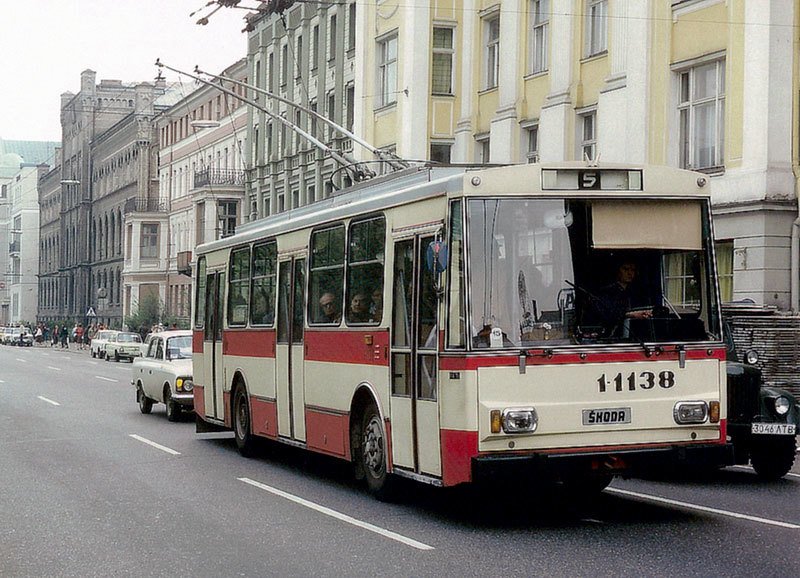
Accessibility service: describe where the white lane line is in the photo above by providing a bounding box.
[37,396,61,406]
[607,487,800,529]
[15,358,27,363]
[95,376,119,383]
[41,352,50,356]
[129,434,181,456]
[0,379,5,383]
[84,360,98,365]
[238,477,435,551]
[61,356,70,360]
[729,464,800,480]
[46,366,62,371]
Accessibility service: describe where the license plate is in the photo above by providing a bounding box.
[582,407,631,425]
[751,423,796,435]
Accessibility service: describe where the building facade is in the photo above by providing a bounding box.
[155,59,248,325]
[38,159,63,324]
[241,0,800,314]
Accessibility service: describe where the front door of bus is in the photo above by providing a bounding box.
[204,271,225,421]
[390,236,441,477]
[276,257,306,441]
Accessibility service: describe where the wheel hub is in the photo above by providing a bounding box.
[363,416,384,475]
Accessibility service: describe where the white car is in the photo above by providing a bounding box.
[90,330,119,358]
[104,332,143,362]
[131,330,194,421]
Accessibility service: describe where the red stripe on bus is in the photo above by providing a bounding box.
[305,330,390,366]
[193,330,203,354]
[251,397,278,438]
[439,347,726,370]
[306,408,349,458]
[223,391,231,428]
[193,384,204,415]
[441,429,479,486]
[224,329,276,358]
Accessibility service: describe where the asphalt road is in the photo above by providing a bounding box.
[1,344,798,577]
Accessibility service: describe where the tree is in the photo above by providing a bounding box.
[124,293,162,337]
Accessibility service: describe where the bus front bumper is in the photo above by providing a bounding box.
[472,442,734,483]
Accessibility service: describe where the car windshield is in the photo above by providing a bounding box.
[117,333,141,343]
[166,336,192,359]
[465,198,721,349]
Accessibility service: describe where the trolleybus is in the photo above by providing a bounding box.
[193,162,732,496]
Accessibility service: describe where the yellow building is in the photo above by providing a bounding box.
[246,0,800,311]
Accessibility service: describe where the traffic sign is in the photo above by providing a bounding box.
[86,307,97,317]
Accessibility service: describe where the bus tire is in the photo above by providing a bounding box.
[750,437,796,480]
[233,384,256,458]
[137,384,153,414]
[360,402,395,500]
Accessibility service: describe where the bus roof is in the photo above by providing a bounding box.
[196,162,710,257]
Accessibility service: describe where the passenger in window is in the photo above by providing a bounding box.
[348,292,370,323]
[319,292,341,323]
[585,260,652,336]
[370,287,383,322]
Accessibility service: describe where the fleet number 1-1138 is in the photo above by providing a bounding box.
[597,371,676,393]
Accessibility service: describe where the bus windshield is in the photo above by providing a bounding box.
[466,198,720,349]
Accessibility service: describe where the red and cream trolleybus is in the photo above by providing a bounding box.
[193,162,732,497]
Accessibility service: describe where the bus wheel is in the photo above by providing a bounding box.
[137,385,153,414]
[233,385,256,457]
[360,403,394,499]
[750,437,797,480]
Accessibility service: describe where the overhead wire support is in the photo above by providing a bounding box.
[194,66,411,172]
[155,59,374,183]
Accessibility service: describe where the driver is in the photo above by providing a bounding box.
[588,260,652,334]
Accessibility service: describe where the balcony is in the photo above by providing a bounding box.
[193,168,245,188]
[176,250,192,277]
[124,197,168,214]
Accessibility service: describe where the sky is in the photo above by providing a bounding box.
[0,0,250,143]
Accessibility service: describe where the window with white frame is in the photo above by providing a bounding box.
[484,15,500,89]
[678,59,725,171]
[579,110,596,161]
[432,27,454,95]
[329,14,337,61]
[476,135,490,164]
[377,34,398,108]
[281,44,288,86]
[585,0,607,57]
[529,0,549,74]
[525,124,539,163]
[140,224,159,258]
[296,34,303,79]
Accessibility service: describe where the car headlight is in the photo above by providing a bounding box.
[774,396,791,416]
[176,378,193,392]
[744,350,759,365]
[501,407,538,434]
[673,401,709,424]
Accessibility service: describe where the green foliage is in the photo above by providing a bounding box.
[124,293,162,336]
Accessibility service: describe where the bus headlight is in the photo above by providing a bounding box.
[502,407,538,434]
[774,396,791,416]
[673,401,708,424]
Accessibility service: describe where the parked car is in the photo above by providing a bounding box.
[17,327,33,347]
[131,330,194,421]
[1,327,13,345]
[104,332,143,362]
[90,330,119,359]
[725,321,799,479]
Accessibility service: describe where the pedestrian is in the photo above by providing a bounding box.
[60,325,69,349]
[34,325,43,345]
[51,325,59,347]
[75,323,85,350]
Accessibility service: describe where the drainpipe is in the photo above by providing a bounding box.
[792,186,800,312]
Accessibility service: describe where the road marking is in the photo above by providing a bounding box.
[95,376,119,383]
[61,356,70,360]
[129,434,181,456]
[41,353,49,356]
[607,487,800,529]
[46,366,62,371]
[37,396,60,406]
[730,464,800,480]
[84,360,98,365]
[238,477,435,550]
[16,358,27,363]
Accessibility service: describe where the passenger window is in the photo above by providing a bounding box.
[309,224,345,325]
[195,257,207,328]
[147,338,158,358]
[346,216,385,325]
[228,247,251,326]
[250,241,277,326]
[155,340,164,360]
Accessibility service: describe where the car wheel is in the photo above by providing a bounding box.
[233,384,256,457]
[360,402,396,500]
[137,385,153,414]
[165,386,180,422]
[750,437,797,480]
[114,351,120,362]
[91,349,96,358]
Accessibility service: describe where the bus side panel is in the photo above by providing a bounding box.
[305,408,349,457]
[223,329,277,401]
[192,329,206,418]
[251,397,278,438]
[438,367,479,485]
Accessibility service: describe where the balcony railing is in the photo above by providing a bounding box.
[124,197,168,214]
[193,168,245,188]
